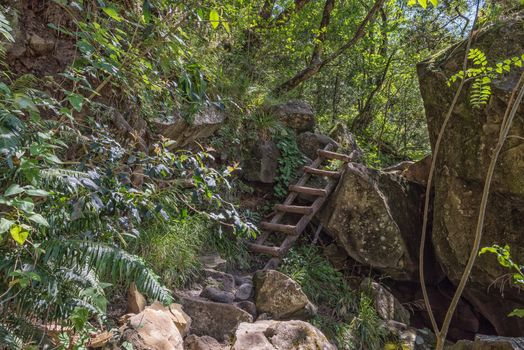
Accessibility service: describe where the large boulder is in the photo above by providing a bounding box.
[417,13,524,335]
[253,270,316,320]
[232,320,336,350]
[268,100,316,133]
[320,163,440,281]
[153,106,224,147]
[179,296,253,341]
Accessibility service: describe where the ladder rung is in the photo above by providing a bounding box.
[260,222,297,235]
[303,166,340,178]
[274,204,314,215]
[246,243,281,256]
[318,149,352,162]
[289,185,327,197]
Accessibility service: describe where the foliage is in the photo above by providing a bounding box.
[274,130,306,198]
[449,48,524,107]
[479,244,524,317]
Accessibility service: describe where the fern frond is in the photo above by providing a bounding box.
[43,240,172,303]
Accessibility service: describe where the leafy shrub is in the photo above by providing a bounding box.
[274,131,306,198]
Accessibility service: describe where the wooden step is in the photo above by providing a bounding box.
[318,149,352,162]
[274,204,314,215]
[303,166,340,178]
[246,243,281,257]
[289,185,328,197]
[260,222,298,235]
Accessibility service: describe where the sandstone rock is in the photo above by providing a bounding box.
[268,100,315,133]
[153,106,224,147]
[180,296,253,341]
[198,252,227,270]
[235,301,257,319]
[320,163,436,281]
[29,34,55,55]
[360,278,410,324]
[232,320,335,350]
[204,268,235,292]
[296,132,338,159]
[87,331,112,348]
[184,335,227,350]
[200,286,235,304]
[122,307,184,350]
[127,282,146,314]
[447,335,524,350]
[148,302,191,337]
[235,283,254,301]
[242,140,280,183]
[402,155,432,186]
[417,13,524,335]
[253,270,316,320]
[329,123,364,162]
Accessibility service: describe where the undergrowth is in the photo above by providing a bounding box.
[280,246,386,349]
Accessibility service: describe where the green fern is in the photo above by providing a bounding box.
[448,49,524,108]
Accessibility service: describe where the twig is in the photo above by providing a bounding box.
[418,0,480,338]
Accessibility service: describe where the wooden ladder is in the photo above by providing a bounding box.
[247,143,353,270]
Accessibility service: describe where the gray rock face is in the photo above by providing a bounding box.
[296,132,338,159]
[232,320,336,350]
[253,270,316,320]
[268,100,316,133]
[200,286,235,304]
[447,335,524,350]
[321,163,430,280]
[242,140,280,183]
[153,106,225,147]
[360,278,410,324]
[417,13,524,336]
[179,296,253,341]
[235,283,254,301]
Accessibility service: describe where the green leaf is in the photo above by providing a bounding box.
[67,93,84,112]
[418,0,428,9]
[222,20,231,33]
[25,188,50,197]
[28,214,49,227]
[509,309,524,318]
[5,184,25,197]
[429,0,438,6]
[10,225,29,245]
[209,9,220,29]
[0,218,14,234]
[102,6,123,22]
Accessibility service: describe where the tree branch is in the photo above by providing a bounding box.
[274,0,386,94]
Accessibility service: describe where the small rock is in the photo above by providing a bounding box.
[148,301,191,337]
[235,283,253,301]
[200,286,235,304]
[199,253,227,270]
[180,296,253,341]
[184,335,227,350]
[87,331,112,348]
[234,301,257,319]
[242,140,280,183]
[253,269,316,320]
[232,320,336,350]
[127,282,146,314]
[234,274,252,286]
[204,269,235,292]
[122,308,184,350]
[446,335,524,350]
[360,278,410,325]
[29,34,55,55]
[296,132,338,159]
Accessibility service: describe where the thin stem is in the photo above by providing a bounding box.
[418,0,480,337]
